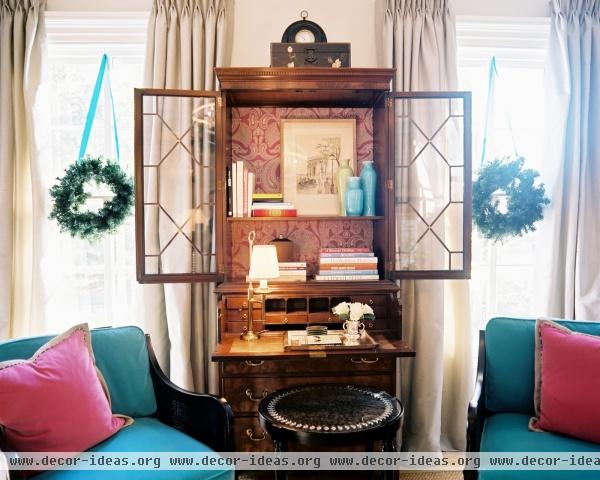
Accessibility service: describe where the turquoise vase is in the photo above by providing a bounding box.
[345,177,363,217]
[336,158,354,215]
[359,161,377,216]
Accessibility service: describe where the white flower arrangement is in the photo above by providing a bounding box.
[332,301,375,321]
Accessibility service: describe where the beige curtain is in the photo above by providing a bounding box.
[382,0,473,451]
[0,0,46,340]
[535,0,600,320]
[142,0,230,392]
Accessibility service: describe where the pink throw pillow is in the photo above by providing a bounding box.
[529,319,600,443]
[0,323,132,452]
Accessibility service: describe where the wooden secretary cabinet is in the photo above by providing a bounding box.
[134,68,471,451]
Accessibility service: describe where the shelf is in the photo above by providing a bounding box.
[227,216,384,222]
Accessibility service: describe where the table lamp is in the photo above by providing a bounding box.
[242,231,279,341]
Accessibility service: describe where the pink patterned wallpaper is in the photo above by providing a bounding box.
[230,221,374,279]
[231,107,374,193]
[228,107,374,279]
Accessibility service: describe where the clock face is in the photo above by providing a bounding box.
[294,28,316,43]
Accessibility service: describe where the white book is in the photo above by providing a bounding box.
[236,160,244,218]
[232,162,238,217]
[251,202,295,209]
[246,172,255,218]
[319,257,379,264]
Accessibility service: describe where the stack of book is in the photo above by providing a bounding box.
[251,193,297,217]
[276,262,307,282]
[315,248,379,281]
[228,161,255,217]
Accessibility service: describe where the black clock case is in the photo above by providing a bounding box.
[270,43,351,68]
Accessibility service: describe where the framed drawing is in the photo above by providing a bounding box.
[281,119,357,215]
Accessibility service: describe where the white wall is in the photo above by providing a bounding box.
[229,0,379,67]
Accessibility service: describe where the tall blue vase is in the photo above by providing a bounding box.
[359,161,377,216]
[345,177,363,217]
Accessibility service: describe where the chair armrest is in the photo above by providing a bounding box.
[146,336,234,452]
[467,330,487,454]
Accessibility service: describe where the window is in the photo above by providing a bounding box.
[456,17,550,331]
[44,13,146,330]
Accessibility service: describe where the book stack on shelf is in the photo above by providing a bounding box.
[276,262,307,282]
[315,248,379,281]
[251,193,297,218]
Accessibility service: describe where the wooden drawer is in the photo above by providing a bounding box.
[264,313,307,325]
[225,309,261,323]
[222,357,394,376]
[351,295,387,307]
[234,416,272,452]
[222,374,394,414]
[224,321,265,334]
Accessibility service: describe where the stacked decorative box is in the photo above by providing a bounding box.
[315,248,379,281]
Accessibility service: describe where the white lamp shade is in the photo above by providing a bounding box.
[249,245,280,280]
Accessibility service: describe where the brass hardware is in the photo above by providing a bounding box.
[246,428,266,441]
[283,317,288,324]
[351,357,379,364]
[386,96,393,108]
[217,97,223,107]
[368,322,374,328]
[244,360,265,367]
[386,179,394,190]
[368,298,374,306]
[245,388,268,402]
[242,326,248,332]
[217,179,223,191]
[241,313,248,320]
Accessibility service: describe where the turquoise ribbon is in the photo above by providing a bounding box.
[78,53,120,162]
[480,56,519,165]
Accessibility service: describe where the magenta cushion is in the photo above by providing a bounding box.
[530,319,600,443]
[0,324,132,452]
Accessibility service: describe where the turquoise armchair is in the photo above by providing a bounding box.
[0,326,234,480]
[466,317,600,480]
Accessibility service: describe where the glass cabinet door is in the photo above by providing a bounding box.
[389,92,471,279]
[134,89,223,283]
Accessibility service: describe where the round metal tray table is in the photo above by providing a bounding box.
[258,384,403,479]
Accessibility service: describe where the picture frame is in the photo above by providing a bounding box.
[281,119,357,215]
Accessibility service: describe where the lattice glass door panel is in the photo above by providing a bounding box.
[135,90,221,282]
[391,93,471,279]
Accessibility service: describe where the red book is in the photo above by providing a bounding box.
[252,209,297,217]
[319,247,371,253]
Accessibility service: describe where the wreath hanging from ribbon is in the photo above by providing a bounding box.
[473,57,550,243]
[49,54,133,240]
[473,157,549,243]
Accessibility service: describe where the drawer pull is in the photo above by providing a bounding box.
[283,317,288,324]
[368,298,374,306]
[245,388,269,402]
[244,360,265,367]
[351,357,379,364]
[246,428,266,441]
[241,313,248,320]
[367,322,374,328]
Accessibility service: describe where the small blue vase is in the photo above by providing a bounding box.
[345,177,363,217]
[359,161,377,216]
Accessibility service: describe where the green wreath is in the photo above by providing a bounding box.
[49,156,134,240]
[473,157,550,243]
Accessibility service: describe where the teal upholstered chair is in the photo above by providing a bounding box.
[466,317,600,480]
[0,326,234,480]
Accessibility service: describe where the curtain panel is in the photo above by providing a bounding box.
[382,0,473,452]
[142,0,231,392]
[0,0,46,340]
[535,0,600,320]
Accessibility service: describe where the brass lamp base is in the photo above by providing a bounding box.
[240,329,261,341]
